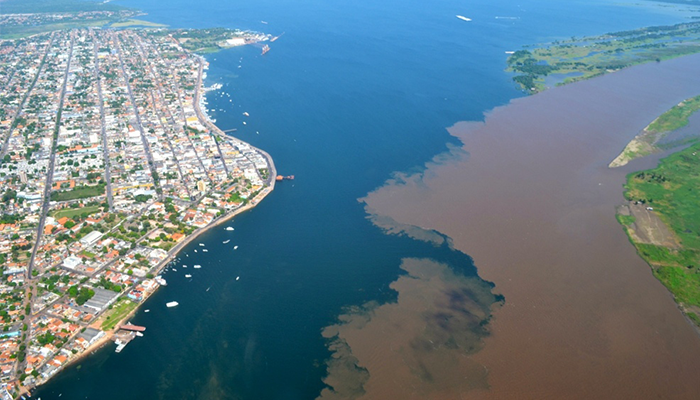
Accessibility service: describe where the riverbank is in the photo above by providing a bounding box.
[618,141,700,327]
[361,53,700,399]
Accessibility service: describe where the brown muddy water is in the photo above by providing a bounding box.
[357,54,700,399]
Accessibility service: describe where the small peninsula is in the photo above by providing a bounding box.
[610,94,700,167]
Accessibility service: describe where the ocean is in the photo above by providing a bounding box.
[33,0,697,399]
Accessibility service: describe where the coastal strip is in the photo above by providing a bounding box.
[0,27,276,398]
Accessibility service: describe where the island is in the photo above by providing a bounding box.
[0,24,275,399]
[507,21,700,93]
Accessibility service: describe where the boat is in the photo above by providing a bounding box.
[456,15,472,22]
[166,301,179,308]
[223,240,230,244]
[262,45,270,55]
[261,20,268,24]
[202,249,208,252]
[234,245,238,250]
[144,309,150,313]
[136,332,144,337]
[206,287,210,292]
[185,274,192,278]
[155,276,167,286]
[194,249,197,253]
[243,112,249,116]
[194,265,202,269]
[236,276,240,281]
[115,342,126,353]
[182,265,187,268]
[505,51,515,54]
[199,243,205,247]
[225,227,234,231]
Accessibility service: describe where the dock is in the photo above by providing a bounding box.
[120,324,146,332]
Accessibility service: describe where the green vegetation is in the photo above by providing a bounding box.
[508,22,700,93]
[0,0,125,14]
[620,142,700,326]
[50,184,105,202]
[68,285,95,306]
[0,20,111,40]
[101,299,137,331]
[610,94,700,167]
[110,19,166,28]
[166,28,252,54]
[51,205,101,219]
[647,95,700,134]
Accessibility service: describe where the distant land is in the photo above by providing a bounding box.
[507,21,700,93]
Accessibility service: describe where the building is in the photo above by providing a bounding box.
[80,231,103,247]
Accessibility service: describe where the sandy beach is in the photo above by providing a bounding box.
[359,53,700,399]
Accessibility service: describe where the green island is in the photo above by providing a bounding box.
[618,136,700,327]
[610,94,700,167]
[507,22,700,94]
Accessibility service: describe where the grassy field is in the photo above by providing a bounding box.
[508,22,700,94]
[620,142,700,325]
[110,19,166,28]
[51,205,101,219]
[101,299,137,331]
[50,184,105,202]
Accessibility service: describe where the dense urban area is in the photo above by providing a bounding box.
[0,12,274,398]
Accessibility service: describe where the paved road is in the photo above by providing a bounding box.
[92,30,114,212]
[28,33,75,276]
[0,33,55,160]
[113,32,163,201]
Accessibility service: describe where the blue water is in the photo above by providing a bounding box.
[34,0,696,399]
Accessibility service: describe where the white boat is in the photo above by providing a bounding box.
[202,249,208,252]
[225,227,234,231]
[115,342,126,353]
[194,250,197,253]
[236,276,240,281]
[243,112,250,116]
[194,265,202,269]
[172,268,177,272]
[223,240,230,244]
[185,274,192,278]
[136,332,144,337]
[166,301,179,308]
[155,276,167,286]
[199,243,205,247]
[456,15,472,22]
[234,245,238,250]
[182,265,187,268]
[144,309,150,313]
[505,51,515,54]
